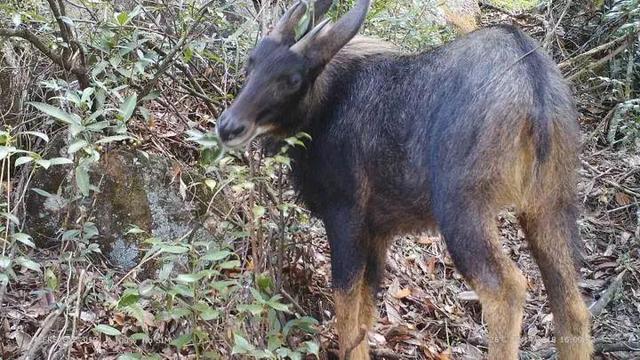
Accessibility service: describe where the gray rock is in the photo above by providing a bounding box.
[25,149,224,270]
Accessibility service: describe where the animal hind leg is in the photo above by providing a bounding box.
[520,202,592,359]
[436,200,527,360]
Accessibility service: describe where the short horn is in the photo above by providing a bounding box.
[291,0,371,66]
[267,0,336,45]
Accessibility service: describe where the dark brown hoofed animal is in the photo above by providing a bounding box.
[217,0,593,358]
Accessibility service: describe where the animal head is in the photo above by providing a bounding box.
[217,0,371,148]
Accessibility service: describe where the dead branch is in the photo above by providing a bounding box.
[595,341,640,353]
[46,0,72,46]
[589,270,627,317]
[559,29,640,70]
[138,0,219,102]
[0,28,90,88]
[20,305,66,360]
[567,38,633,82]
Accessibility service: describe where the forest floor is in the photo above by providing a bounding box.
[2,4,639,360]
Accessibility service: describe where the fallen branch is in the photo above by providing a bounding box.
[581,160,640,198]
[596,341,640,353]
[20,305,66,360]
[589,270,627,317]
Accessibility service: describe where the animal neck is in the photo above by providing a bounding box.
[296,36,400,133]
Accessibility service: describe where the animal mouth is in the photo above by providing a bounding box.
[219,123,274,149]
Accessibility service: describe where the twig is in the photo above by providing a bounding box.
[567,39,632,82]
[0,28,89,88]
[281,288,306,315]
[595,341,640,353]
[66,269,85,359]
[543,0,572,50]
[589,270,627,317]
[559,28,640,70]
[114,248,164,287]
[21,305,66,360]
[138,0,219,101]
[581,160,640,198]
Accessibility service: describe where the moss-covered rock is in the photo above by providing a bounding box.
[25,149,224,269]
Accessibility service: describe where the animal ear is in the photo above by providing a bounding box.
[290,0,371,68]
[266,0,336,46]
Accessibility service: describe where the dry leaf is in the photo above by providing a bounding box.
[615,192,632,205]
[393,288,412,299]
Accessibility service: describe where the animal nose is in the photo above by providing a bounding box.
[217,113,247,142]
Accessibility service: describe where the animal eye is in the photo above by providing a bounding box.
[287,73,302,88]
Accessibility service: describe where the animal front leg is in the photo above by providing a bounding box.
[324,205,371,360]
[334,275,369,360]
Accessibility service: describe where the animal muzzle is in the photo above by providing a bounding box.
[216,111,257,148]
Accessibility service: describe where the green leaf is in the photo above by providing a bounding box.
[35,159,51,169]
[301,341,320,356]
[232,333,255,355]
[27,102,79,125]
[128,332,150,342]
[15,256,41,272]
[116,11,129,26]
[252,205,266,218]
[21,131,49,142]
[45,268,58,290]
[267,295,290,312]
[202,250,231,262]
[170,334,191,349]
[68,140,88,154]
[48,157,73,166]
[0,256,11,269]
[31,188,53,198]
[175,272,206,283]
[13,233,35,248]
[294,10,311,41]
[96,135,132,144]
[204,179,217,190]
[125,225,146,235]
[199,307,219,321]
[283,316,319,336]
[158,245,189,254]
[1,212,20,225]
[120,94,137,122]
[75,166,90,196]
[167,307,192,319]
[256,274,274,293]
[237,303,264,316]
[14,156,33,167]
[118,290,140,308]
[0,146,17,160]
[94,324,121,336]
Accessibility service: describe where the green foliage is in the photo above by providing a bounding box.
[489,0,540,11]
[596,0,640,146]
